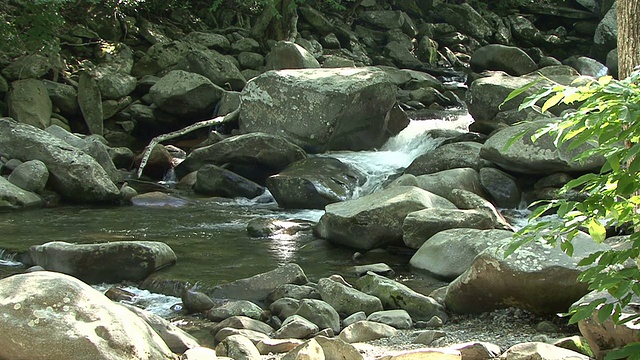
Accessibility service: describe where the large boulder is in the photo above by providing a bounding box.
[409,228,514,280]
[445,232,609,314]
[239,67,398,152]
[0,176,44,210]
[0,118,120,203]
[470,44,538,76]
[317,277,383,316]
[436,3,493,40]
[294,298,341,334]
[480,119,606,175]
[193,165,264,199]
[78,72,104,136]
[402,209,497,249]
[405,142,493,175]
[176,49,247,91]
[176,132,306,183]
[149,70,225,119]
[266,157,366,209]
[356,272,447,321]
[7,78,52,129]
[7,159,49,193]
[0,272,177,360]
[392,168,486,202]
[315,186,457,250]
[28,241,177,284]
[265,41,321,70]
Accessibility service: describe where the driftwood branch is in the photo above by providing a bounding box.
[136,103,241,178]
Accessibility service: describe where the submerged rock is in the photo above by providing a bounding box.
[28,241,177,284]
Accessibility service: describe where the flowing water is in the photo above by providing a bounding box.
[0,111,473,308]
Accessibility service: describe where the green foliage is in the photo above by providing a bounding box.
[506,71,640,358]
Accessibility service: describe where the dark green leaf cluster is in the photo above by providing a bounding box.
[506,71,640,359]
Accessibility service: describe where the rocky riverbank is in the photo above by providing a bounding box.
[0,0,637,359]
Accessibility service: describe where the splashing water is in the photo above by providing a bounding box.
[0,249,21,267]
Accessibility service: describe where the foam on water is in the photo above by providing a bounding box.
[93,284,181,318]
[0,249,21,267]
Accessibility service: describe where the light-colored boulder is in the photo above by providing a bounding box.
[405,143,493,175]
[265,41,321,70]
[378,348,461,360]
[356,272,447,321]
[392,168,485,203]
[450,342,502,359]
[501,342,590,360]
[339,321,398,343]
[315,186,457,250]
[274,315,320,339]
[205,300,264,321]
[214,327,270,345]
[0,176,44,210]
[294,299,341,334]
[267,157,366,209]
[215,334,261,360]
[281,338,324,360]
[0,272,177,360]
[410,228,514,280]
[149,70,224,118]
[445,232,609,314]
[563,55,609,77]
[480,119,605,175]
[271,298,301,320]
[28,241,176,284]
[42,80,79,116]
[0,118,120,202]
[448,189,514,231]
[367,309,413,329]
[402,208,496,249]
[317,277,383,316]
[267,284,320,302]
[257,339,305,355]
[7,159,48,193]
[239,67,398,152]
[471,44,537,76]
[315,335,364,360]
[7,78,52,129]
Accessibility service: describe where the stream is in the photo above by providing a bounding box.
[0,109,473,313]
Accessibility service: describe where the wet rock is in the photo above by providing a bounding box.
[480,119,605,175]
[130,191,190,207]
[203,263,308,302]
[0,118,120,202]
[247,218,315,238]
[7,159,48,193]
[149,70,224,119]
[402,208,496,249]
[367,309,413,329]
[479,167,521,208]
[194,164,265,199]
[7,78,52,129]
[0,272,177,360]
[445,232,609,314]
[0,176,44,210]
[410,228,514,280]
[317,277,383,316]
[133,144,173,181]
[215,334,261,360]
[316,186,456,250]
[339,321,398,343]
[177,132,306,184]
[294,298,341,334]
[471,45,537,76]
[124,304,200,353]
[265,41,321,70]
[205,300,264,321]
[267,157,366,209]
[405,142,493,175]
[239,67,397,153]
[182,289,216,313]
[501,342,589,360]
[28,241,177,284]
[356,272,447,321]
[274,315,319,339]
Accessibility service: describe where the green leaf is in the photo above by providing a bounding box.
[587,219,607,243]
[598,303,614,323]
[605,343,640,360]
[499,78,542,109]
[541,92,564,113]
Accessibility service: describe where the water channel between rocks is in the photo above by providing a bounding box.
[0,109,476,312]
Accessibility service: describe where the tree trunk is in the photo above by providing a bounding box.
[617,0,640,78]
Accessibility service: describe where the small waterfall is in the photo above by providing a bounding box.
[0,249,22,267]
[326,112,473,198]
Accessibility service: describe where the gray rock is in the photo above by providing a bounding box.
[267,157,366,209]
[409,228,514,280]
[256,339,305,355]
[402,208,496,249]
[7,79,52,129]
[479,167,521,208]
[274,315,319,339]
[270,298,301,321]
[437,3,493,40]
[315,335,364,360]
[215,334,261,360]
[149,70,224,118]
[449,189,514,231]
[315,186,457,250]
[367,309,413,329]
[238,52,265,70]
[563,55,609,77]
[594,3,617,51]
[358,11,405,29]
[282,338,324,360]
[317,278,383,316]
[445,232,609,314]
[0,272,176,360]
[214,327,270,345]
[232,38,261,53]
[294,298,341,334]
[405,142,492,175]
[181,289,216,313]
[413,330,446,345]
[1,54,51,81]
[132,40,198,77]
[8,159,49,193]
[480,119,606,175]
[0,176,44,210]
[264,41,321,71]
[94,71,137,100]
[239,67,397,152]
[42,80,79,116]
[177,132,306,183]
[78,72,104,135]
[343,312,367,328]
[185,31,231,52]
[450,342,502,359]
[356,272,447,321]
[0,118,120,203]
[210,316,274,336]
[384,41,423,69]
[182,347,218,359]
[392,168,486,202]
[501,342,589,360]
[339,321,398,343]
[299,6,334,35]
[471,45,537,76]
[194,165,264,199]
[205,300,264,321]
[267,284,320,303]
[203,263,308,302]
[176,49,247,91]
[28,241,177,284]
